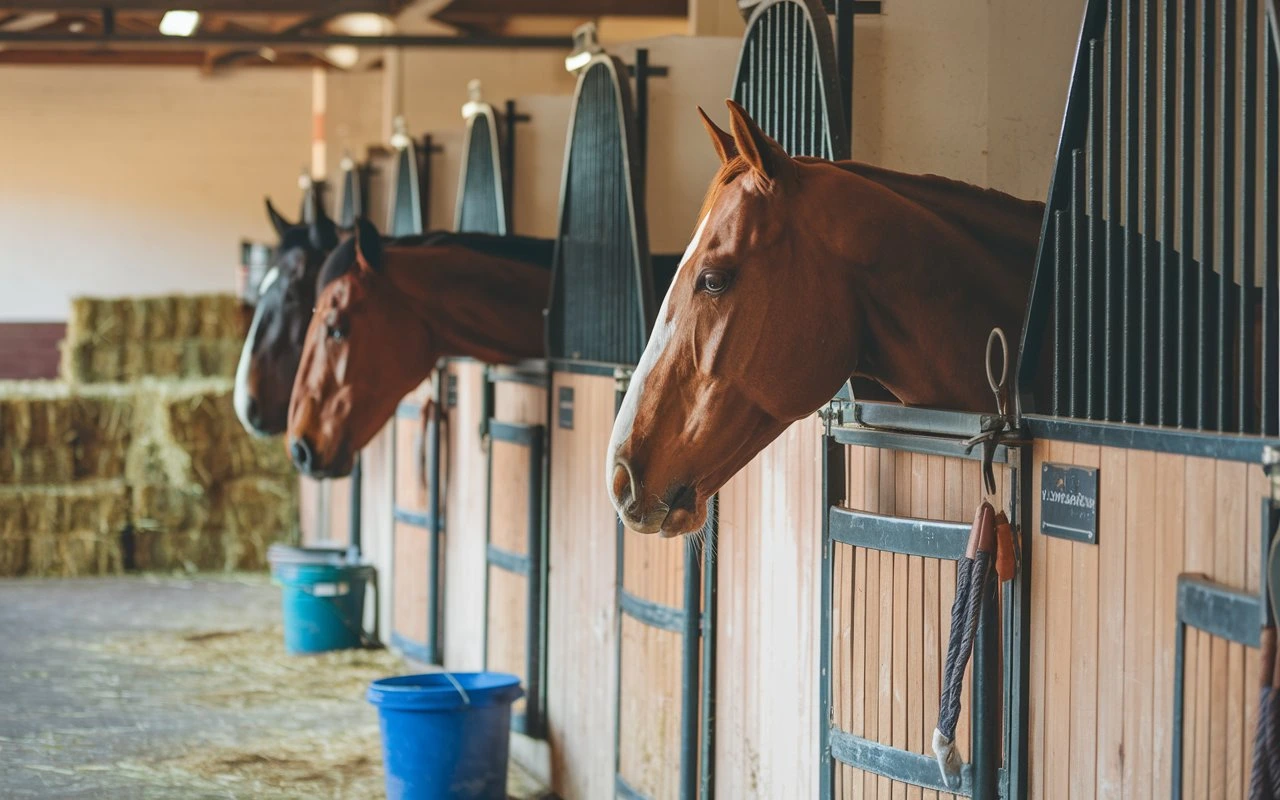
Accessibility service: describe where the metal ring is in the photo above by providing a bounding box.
[985,328,1009,397]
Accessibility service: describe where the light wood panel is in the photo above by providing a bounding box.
[618,616,684,800]
[1027,441,1268,799]
[392,521,428,644]
[547,372,619,800]
[715,416,822,799]
[441,362,489,671]
[490,439,533,555]
[623,529,686,607]
[487,565,528,714]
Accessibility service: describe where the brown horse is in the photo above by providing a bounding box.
[287,218,554,478]
[606,100,1045,536]
[234,198,339,436]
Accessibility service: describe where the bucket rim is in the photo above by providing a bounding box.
[367,672,524,711]
[267,544,360,567]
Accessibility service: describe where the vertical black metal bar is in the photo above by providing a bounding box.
[1054,212,1069,415]
[835,0,854,144]
[1241,0,1259,433]
[1007,449,1033,800]
[1218,0,1237,431]
[1266,29,1279,435]
[1071,148,1087,418]
[1160,0,1176,425]
[525,425,546,738]
[700,496,718,800]
[680,537,701,800]
[349,454,363,557]
[972,572,999,798]
[1140,0,1156,424]
[1124,0,1140,423]
[818,432,845,800]
[427,370,443,664]
[1089,39,1104,420]
[1171,618,1187,798]
[1199,0,1217,429]
[420,134,434,233]
[504,99,518,233]
[634,49,650,193]
[1107,0,1123,421]
[1180,0,1197,427]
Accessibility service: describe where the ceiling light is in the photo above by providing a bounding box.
[330,13,392,37]
[324,45,360,70]
[158,10,200,37]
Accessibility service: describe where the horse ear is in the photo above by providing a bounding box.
[698,106,737,164]
[265,197,294,239]
[309,204,338,252]
[353,218,384,275]
[724,99,788,181]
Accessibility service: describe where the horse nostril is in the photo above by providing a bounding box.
[612,462,633,506]
[668,484,697,514]
[290,437,314,470]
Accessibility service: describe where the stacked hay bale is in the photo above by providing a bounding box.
[60,295,246,383]
[0,293,299,578]
[127,379,296,572]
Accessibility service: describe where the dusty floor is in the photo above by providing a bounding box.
[0,573,547,799]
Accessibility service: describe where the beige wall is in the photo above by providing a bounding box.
[851,0,1087,200]
[0,66,312,322]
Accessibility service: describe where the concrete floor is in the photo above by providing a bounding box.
[0,574,547,799]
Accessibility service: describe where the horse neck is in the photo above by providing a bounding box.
[818,161,1044,411]
[385,246,549,365]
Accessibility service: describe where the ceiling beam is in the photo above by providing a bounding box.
[437,0,687,15]
[0,1,405,13]
[0,47,325,65]
[0,29,573,47]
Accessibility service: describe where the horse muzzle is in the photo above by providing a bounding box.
[611,458,698,536]
[289,435,352,479]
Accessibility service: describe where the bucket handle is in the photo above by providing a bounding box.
[440,671,472,705]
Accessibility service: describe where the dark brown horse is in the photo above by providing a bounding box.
[287,218,554,478]
[606,101,1046,536]
[234,198,339,436]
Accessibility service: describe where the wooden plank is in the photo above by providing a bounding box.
[487,564,528,713]
[1093,446,1127,797]
[489,439,531,555]
[878,450,895,799]
[442,362,489,671]
[922,455,944,800]
[391,521,428,643]
[1121,449,1155,800]
[892,452,910,800]
[1244,465,1270,791]
[905,454,926,800]
[1217,461,1248,800]
[617,617,682,799]
[864,447,881,800]
[1042,440,1074,800]
[1151,452,1187,800]
[1068,444,1099,798]
[1185,457,1216,798]
[848,446,867,799]
[1027,440,1047,800]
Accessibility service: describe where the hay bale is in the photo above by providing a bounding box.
[219,476,298,570]
[0,481,129,577]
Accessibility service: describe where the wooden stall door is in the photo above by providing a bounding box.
[485,371,547,737]
[547,371,620,800]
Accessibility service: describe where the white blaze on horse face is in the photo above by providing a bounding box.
[233,267,280,436]
[606,215,708,512]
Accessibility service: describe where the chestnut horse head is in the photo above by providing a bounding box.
[606,101,1045,536]
[287,219,554,478]
[234,198,339,436]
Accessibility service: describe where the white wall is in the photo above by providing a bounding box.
[0,66,312,322]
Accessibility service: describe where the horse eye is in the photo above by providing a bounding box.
[698,270,730,296]
[327,324,346,342]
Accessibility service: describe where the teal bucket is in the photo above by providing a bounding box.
[268,545,377,654]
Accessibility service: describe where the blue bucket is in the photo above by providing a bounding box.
[268,545,376,654]
[367,672,524,800]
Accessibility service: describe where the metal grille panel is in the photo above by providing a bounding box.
[456,110,507,235]
[389,143,422,237]
[733,0,848,159]
[1019,0,1280,435]
[549,58,654,366]
[337,163,363,229]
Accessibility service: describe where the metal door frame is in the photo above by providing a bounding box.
[818,402,1033,800]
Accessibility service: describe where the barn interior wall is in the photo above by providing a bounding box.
[0,65,312,323]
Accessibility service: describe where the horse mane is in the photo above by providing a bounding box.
[697,155,1045,268]
[817,159,1045,266]
[317,230,556,290]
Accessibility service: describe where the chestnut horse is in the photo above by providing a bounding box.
[287,218,554,478]
[234,198,339,436]
[607,101,1046,536]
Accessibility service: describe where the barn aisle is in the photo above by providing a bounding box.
[0,574,548,799]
